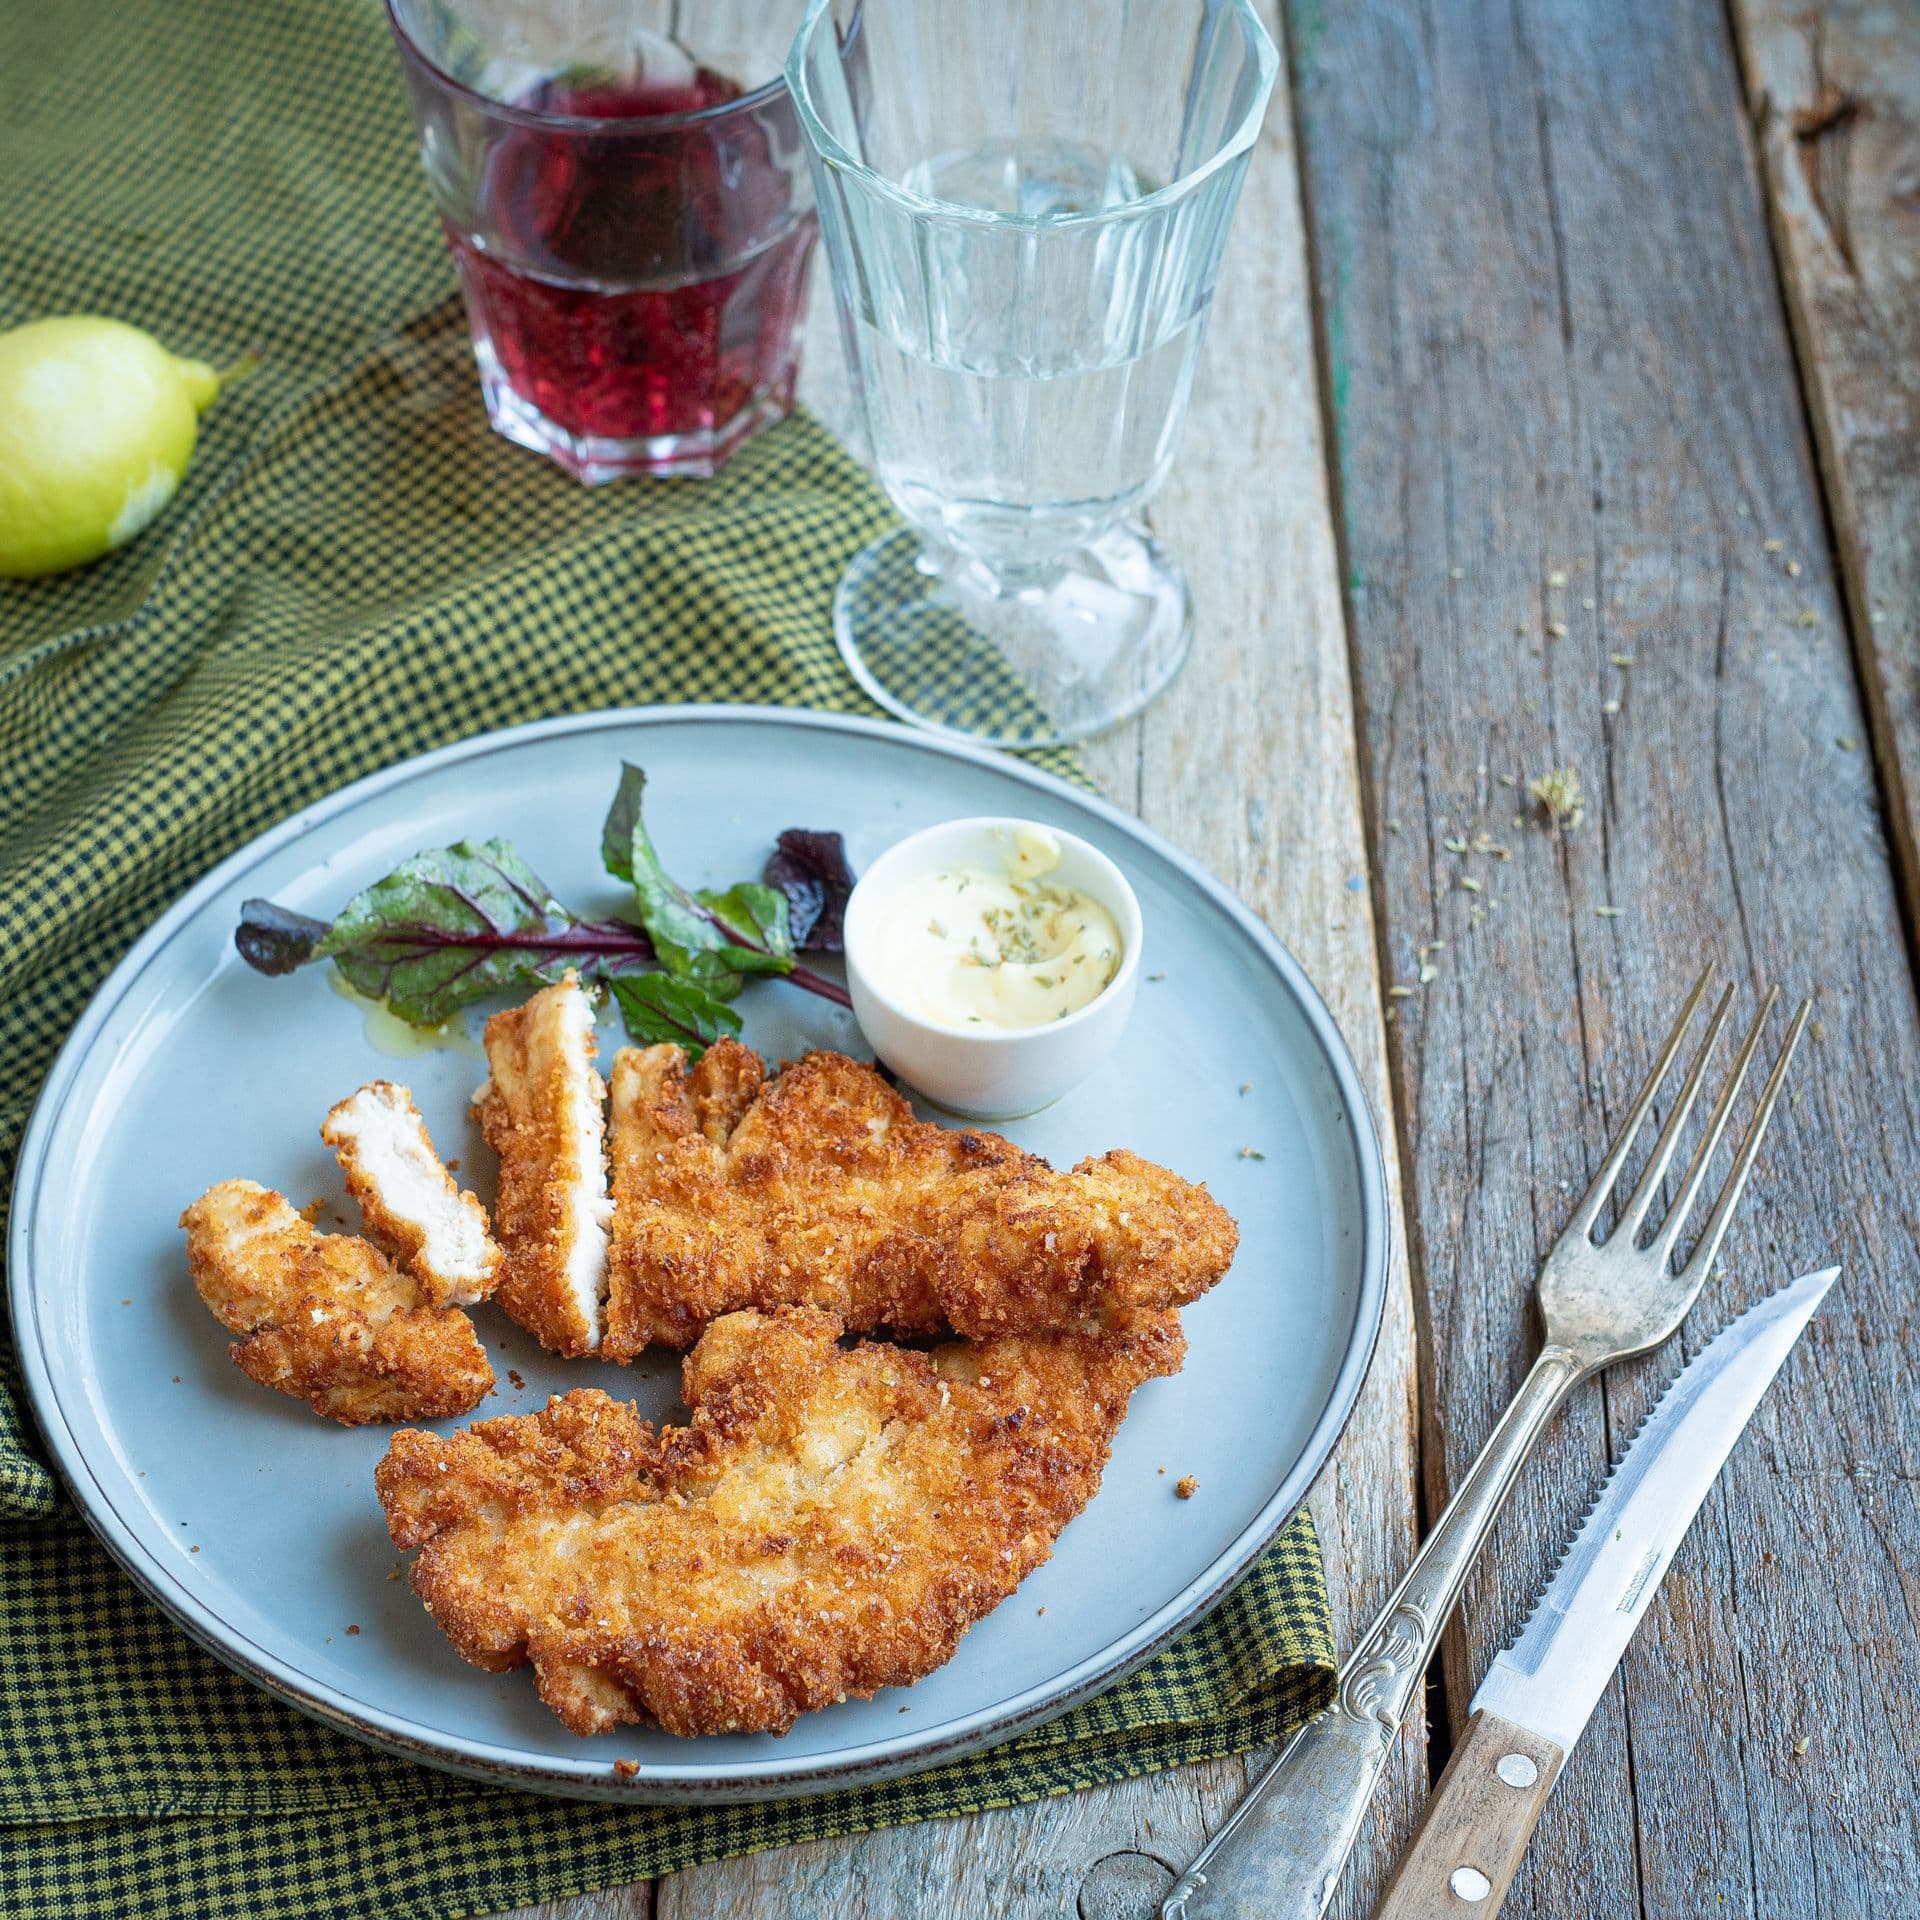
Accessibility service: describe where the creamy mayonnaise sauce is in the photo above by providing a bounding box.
[872,828,1123,1030]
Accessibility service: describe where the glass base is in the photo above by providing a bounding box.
[833,524,1192,748]
[474,343,796,482]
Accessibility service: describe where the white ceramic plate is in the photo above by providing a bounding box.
[10,707,1386,1803]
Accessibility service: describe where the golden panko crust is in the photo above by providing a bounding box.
[181,1179,493,1425]
[375,1303,1185,1736]
[603,1042,1238,1356]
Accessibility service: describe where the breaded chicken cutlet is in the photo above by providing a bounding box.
[376,1303,1184,1736]
[602,1041,1237,1355]
[182,1180,493,1425]
[323,1080,501,1307]
[475,973,612,1357]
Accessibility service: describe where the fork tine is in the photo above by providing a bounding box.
[1613,983,1737,1244]
[1646,987,1780,1269]
[1647,985,1786,1271]
[1566,963,1718,1240]
[1667,995,1811,1281]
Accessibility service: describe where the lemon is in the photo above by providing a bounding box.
[0,317,241,579]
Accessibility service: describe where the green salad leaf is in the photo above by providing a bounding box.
[600,764,795,991]
[290,839,654,1025]
[236,769,853,1057]
[608,974,745,1059]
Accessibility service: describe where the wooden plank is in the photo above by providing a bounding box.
[504,1897,648,1920]
[1729,1,1920,940]
[1284,0,1920,1912]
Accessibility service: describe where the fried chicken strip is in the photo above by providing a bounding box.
[376,1304,1184,1736]
[181,1180,493,1425]
[603,1041,1237,1355]
[322,1081,500,1307]
[476,973,611,1356]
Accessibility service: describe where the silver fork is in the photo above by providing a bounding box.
[1162,964,1809,1920]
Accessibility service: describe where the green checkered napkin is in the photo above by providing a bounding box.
[0,3,1336,1915]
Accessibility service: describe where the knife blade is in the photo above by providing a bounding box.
[1373,1265,1837,1919]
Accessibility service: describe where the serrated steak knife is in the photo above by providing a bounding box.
[1373,1266,1837,1919]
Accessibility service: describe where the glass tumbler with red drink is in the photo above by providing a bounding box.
[385,1,818,481]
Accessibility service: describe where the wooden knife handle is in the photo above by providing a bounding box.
[1371,1711,1565,1919]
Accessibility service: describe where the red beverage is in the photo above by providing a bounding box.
[445,72,816,473]
[389,0,822,482]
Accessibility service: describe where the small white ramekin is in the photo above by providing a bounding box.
[843,816,1143,1120]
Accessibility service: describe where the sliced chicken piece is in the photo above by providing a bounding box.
[322,1080,500,1307]
[475,972,611,1356]
[181,1179,492,1425]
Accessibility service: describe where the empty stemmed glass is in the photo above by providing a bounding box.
[787,0,1278,745]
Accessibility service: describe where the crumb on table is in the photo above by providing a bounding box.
[1175,1475,1199,1500]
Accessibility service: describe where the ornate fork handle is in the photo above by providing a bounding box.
[1163,1344,1585,1920]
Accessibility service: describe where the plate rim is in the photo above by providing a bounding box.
[9,703,1388,1804]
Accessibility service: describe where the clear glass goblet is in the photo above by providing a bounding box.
[787,0,1277,746]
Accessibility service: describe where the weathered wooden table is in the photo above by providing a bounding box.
[511,2,1918,1912]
